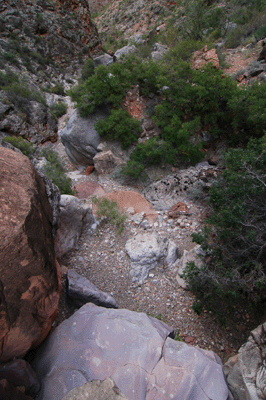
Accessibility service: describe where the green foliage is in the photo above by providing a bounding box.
[40,148,73,194]
[50,102,68,118]
[91,196,127,234]
[183,138,266,314]
[95,108,141,149]
[81,58,95,81]
[2,136,35,157]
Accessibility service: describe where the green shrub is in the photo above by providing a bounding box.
[183,138,266,315]
[81,58,95,80]
[40,148,73,194]
[95,109,141,149]
[91,196,127,234]
[2,136,35,157]
[50,102,68,118]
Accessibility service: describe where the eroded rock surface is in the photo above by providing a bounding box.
[54,195,95,259]
[59,109,103,169]
[32,303,231,400]
[0,147,60,362]
[125,233,178,283]
[224,323,266,400]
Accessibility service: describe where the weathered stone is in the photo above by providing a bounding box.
[32,303,230,400]
[151,43,168,61]
[224,323,266,400]
[192,46,219,70]
[93,150,126,175]
[175,245,205,289]
[54,195,95,259]
[0,147,61,363]
[67,269,118,308]
[0,359,40,397]
[59,109,103,169]
[93,54,113,67]
[168,202,190,218]
[142,163,218,210]
[38,174,61,237]
[113,45,137,61]
[62,378,127,400]
[125,233,178,283]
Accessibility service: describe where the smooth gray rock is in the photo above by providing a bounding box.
[59,109,104,169]
[32,303,230,400]
[125,233,178,283]
[113,45,137,61]
[224,323,266,400]
[67,269,118,308]
[93,54,113,67]
[62,378,127,400]
[54,195,95,258]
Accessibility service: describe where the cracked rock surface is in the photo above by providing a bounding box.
[32,303,231,400]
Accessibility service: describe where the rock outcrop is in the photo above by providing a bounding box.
[125,233,178,283]
[0,147,61,362]
[67,269,118,309]
[59,109,103,169]
[54,195,95,259]
[93,150,126,175]
[224,322,266,400]
[32,303,231,400]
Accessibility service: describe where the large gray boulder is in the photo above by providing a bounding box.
[54,195,95,258]
[224,323,266,400]
[59,109,104,169]
[125,233,178,283]
[67,269,118,309]
[93,54,113,67]
[32,304,231,400]
[113,45,137,61]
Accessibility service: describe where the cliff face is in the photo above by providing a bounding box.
[0,0,101,70]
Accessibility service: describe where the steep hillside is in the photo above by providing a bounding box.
[0,0,100,145]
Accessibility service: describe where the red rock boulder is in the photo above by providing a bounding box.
[0,148,61,363]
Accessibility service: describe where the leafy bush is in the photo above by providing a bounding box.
[40,148,73,194]
[50,102,68,118]
[95,108,141,149]
[183,138,266,315]
[81,58,95,80]
[91,196,127,234]
[2,136,35,157]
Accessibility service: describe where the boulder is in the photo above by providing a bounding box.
[0,147,61,363]
[142,163,218,210]
[175,245,205,289]
[151,43,168,61]
[168,202,190,218]
[224,322,266,400]
[113,45,137,61]
[125,233,178,283]
[32,303,231,400]
[0,359,40,397]
[192,46,219,70]
[93,54,113,67]
[93,150,126,175]
[67,269,118,308]
[54,195,95,259]
[59,109,103,169]
[62,378,127,400]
